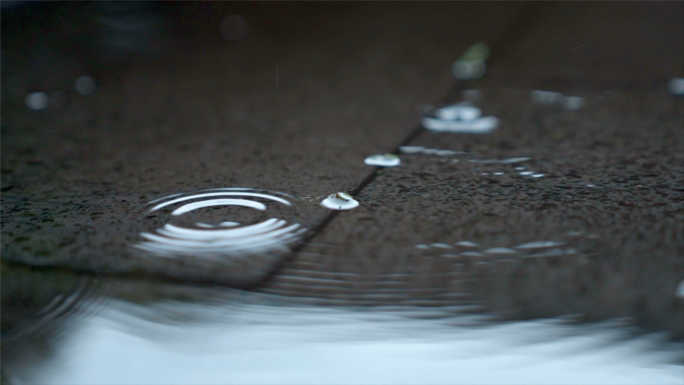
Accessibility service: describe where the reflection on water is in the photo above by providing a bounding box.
[4,289,682,385]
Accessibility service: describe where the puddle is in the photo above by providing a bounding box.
[133,188,307,260]
[4,296,682,385]
[364,154,400,167]
[1,265,99,341]
[321,192,359,210]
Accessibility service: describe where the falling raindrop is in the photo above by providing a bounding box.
[452,42,490,80]
[668,77,684,96]
[321,192,359,211]
[25,92,48,110]
[364,154,400,167]
[74,75,96,95]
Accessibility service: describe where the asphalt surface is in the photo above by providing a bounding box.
[2,1,684,343]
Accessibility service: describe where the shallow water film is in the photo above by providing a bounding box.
[2,2,684,384]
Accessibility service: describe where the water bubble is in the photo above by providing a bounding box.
[134,188,306,260]
[321,192,359,211]
[483,247,517,255]
[422,115,498,133]
[399,146,425,154]
[515,241,563,250]
[435,104,481,121]
[455,241,478,248]
[25,92,48,110]
[364,154,400,167]
[430,243,452,249]
[668,77,684,96]
[74,76,96,95]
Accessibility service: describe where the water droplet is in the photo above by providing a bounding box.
[515,241,563,249]
[321,192,359,211]
[519,171,534,176]
[435,104,481,121]
[422,115,498,133]
[493,172,504,176]
[470,157,531,164]
[531,173,545,178]
[675,280,684,299]
[25,92,48,110]
[668,77,684,96]
[455,241,478,248]
[134,188,306,260]
[399,146,425,154]
[430,243,452,249]
[460,251,484,257]
[483,247,517,255]
[364,154,400,167]
[74,75,96,95]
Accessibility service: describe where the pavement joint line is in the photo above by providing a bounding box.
[256,4,551,290]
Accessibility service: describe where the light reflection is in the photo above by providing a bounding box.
[6,298,682,385]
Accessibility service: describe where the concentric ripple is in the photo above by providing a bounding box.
[134,188,307,260]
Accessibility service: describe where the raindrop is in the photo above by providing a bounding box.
[460,251,484,257]
[493,172,504,176]
[399,146,425,154]
[364,154,400,167]
[515,241,563,249]
[483,247,517,255]
[430,243,452,249]
[676,280,684,299]
[455,241,478,248]
[519,171,534,176]
[435,104,481,121]
[668,77,684,96]
[25,92,48,110]
[452,42,490,80]
[133,188,306,260]
[321,192,359,211]
[531,173,545,178]
[422,115,498,134]
[74,75,96,95]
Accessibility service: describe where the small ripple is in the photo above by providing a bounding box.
[133,188,307,260]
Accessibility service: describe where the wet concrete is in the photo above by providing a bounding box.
[2,3,684,380]
[2,3,522,284]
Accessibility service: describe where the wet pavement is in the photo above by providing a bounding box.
[2,2,684,384]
